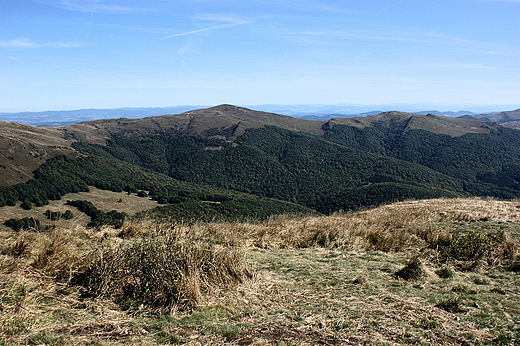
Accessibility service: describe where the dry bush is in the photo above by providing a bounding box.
[364,228,423,252]
[117,218,175,238]
[73,235,253,312]
[31,230,85,282]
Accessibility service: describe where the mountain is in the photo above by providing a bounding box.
[60,104,324,144]
[414,110,476,117]
[2,104,515,126]
[458,109,520,130]
[0,105,500,185]
[2,104,520,224]
[0,106,207,126]
[327,111,500,137]
[302,110,478,122]
[299,111,382,121]
[0,121,79,186]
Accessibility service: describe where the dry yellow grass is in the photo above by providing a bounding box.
[0,197,519,345]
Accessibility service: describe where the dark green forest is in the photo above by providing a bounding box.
[71,126,471,213]
[77,124,520,210]
[1,122,520,225]
[0,154,315,225]
[324,125,520,194]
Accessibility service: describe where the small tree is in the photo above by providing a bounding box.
[63,210,74,220]
[21,200,33,210]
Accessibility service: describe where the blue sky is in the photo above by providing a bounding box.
[0,0,519,112]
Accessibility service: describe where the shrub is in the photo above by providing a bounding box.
[395,257,425,281]
[62,210,74,220]
[4,217,43,232]
[66,200,126,228]
[44,210,62,221]
[365,229,417,252]
[21,201,33,210]
[421,228,519,271]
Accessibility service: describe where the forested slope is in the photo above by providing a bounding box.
[324,125,520,198]
[0,155,316,223]
[74,126,469,213]
[2,105,520,221]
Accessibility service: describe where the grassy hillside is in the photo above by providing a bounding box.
[0,198,519,345]
[460,108,520,126]
[329,111,500,137]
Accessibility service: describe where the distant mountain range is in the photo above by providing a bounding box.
[1,104,520,225]
[1,104,518,126]
[458,109,520,130]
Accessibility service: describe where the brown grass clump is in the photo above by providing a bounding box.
[395,257,426,281]
[74,236,253,311]
[0,229,85,282]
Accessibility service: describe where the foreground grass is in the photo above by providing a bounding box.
[0,197,519,345]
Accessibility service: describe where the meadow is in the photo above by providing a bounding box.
[1,197,519,345]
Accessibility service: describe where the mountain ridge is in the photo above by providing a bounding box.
[2,104,517,126]
[459,108,520,129]
[0,105,514,186]
[2,104,520,222]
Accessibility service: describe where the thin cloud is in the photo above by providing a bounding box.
[86,0,98,39]
[377,0,406,13]
[0,38,82,48]
[0,38,40,48]
[160,21,249,40]
[39,0,136,14]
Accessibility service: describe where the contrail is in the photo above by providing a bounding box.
[377,0,406,13]
[160,22,246,40]
[86,0,98,39]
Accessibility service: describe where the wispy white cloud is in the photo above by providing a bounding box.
[279,24,520,57]
[0,38,82,48]
[34,0,137,14]
[160,21,248,39]
[85,0,98,39]
[160,14,250,40]
[377,0,406,13]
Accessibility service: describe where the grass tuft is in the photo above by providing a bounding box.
[395,257,426,281]
[436,297,464,313]
[435,265,456,279]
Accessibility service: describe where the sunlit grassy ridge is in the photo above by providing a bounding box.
[1,198,519,345]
